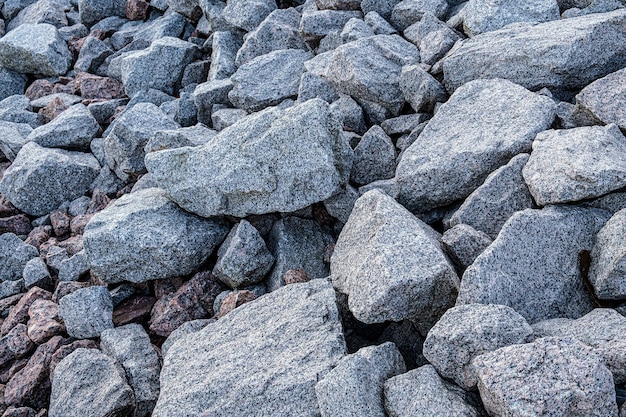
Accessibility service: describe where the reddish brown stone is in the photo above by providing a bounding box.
[86,189,111,215]
[0,358,28,385]
[48,340,97,383]
[75,73,124,100]
[1,289,52,336]
[149,272,224,337]
[38,98,68,123]
[126,0,149,20]
[283,269,310,285]
[69,214,92,236]
[36,239,57,259]
[49,211,69,238]
[0,297,23,320]
[26,301,64,345]
[1,406,36,417]
[24,227,52,251]
[216,290,257,319]
[24,81,55,101]
[0,325,34,368]
[51,282,88,304]
[0,199,19,218]
[152,277,185,300]
[4,336,66,410]
[0,216,32,236]
[55,235,83,257]
[113,295,156,327]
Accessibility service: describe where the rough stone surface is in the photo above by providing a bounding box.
[27,104,100,151]
[78,0,126,26]
[0,68,27,102]
[1,233,38,282]
[464,0,560,36]
[161,318,212,357]
[222,0,277,31]
[441,224,492,271]
[84,188,229,284]
[0,324,34,368]
[0,121,31,162]
[26,299,64,344]
[208,31,241,82]
[396,78,555,213]
[300,10,363,39]
[58,286,114,339]
[146,98,353,218]
[400,64,447,112]
[589,209,626,299]
[331,190,459,332]
[574,67,626,131]
[152,279,347,417]
[2,287,52,335]
[390,0,448,31]
[351,125,396,186]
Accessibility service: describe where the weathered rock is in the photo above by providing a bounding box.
[364,11,397,34]
[396,78,555,213]
[78,0,126,26]
[100,324,160,417]
[0,69,27,102]
[0,142,100,217]
[574,68,626,132]
[26,299,64,344]
[74,36,114,74]
[112,295,155,327]
[215,289,257,318]
[0,325,34,368]
[0,234,38,282]
[390,0,448,31]
[211,108,248,131]
[0,280,24,301]
[0,24,72,76]
[166,0,202,19]
[1,287,52,335]
[589,209,626,299]
[323,185,359,224]
[330,95,367,134]
[340,17,375,42]
[27,104,100,151]
[58,286,114,339]
[146,98,352,218]
[0,121,30,162]
[331,190,459,332]
[350,125,396,186]
[400,64,447,112]
[316,342,405,417]
[300,9,363,39]
[144,125,216,154]
[0,95,43,128]
[457,206,607,323]
[152,279,346,417]
[443,10,626,92]
[464,0,559,36]
[76,73,125,100]
[49,348,135,417]
[472,337,618,417]
[361,0,401,21]
[161,318,212,357]
[207,31,241,82]
[441,224,492,271]
[222,0,276,31]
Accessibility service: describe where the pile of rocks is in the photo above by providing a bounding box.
[0,0,626,415]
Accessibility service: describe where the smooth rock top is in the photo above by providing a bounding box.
[146,98,353,218]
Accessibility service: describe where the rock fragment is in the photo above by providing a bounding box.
[58,286,114,339]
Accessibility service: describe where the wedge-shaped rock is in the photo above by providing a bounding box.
[1,233,38,282]
[574,68,626,131]
[444,10,626,92]
[84,188,229,284]
[0,142,100,216]
[589,209,626,299]
[145,98,353,218]
[152,279,347,417]
[331,189,459,332]
[523,125,626,206]
[457,206,607,323]
[27,104,100,151]
[472,337,618,417]
[396,78,554,213]
[464,0,559,36]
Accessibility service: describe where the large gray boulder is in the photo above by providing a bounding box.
[589,209,626,300]
[84,188,229,284]
[0,142,100,216]
[457,206,608,324]
[145,98,353,218]
[0,233,38,282]
[396,78,555,213]
[331,190,459,333]
[0,23,71,76]
[444,10,626,92]
[27,104,100,151]
[315,342,406,417]
[574,68,626,132]
[49,348,135,417]
[78,0,126,26]
[523,125,626,206]
[58,286,114,339]
[152,279,347,417]
[472,337,618,417]
[464,0,560,36]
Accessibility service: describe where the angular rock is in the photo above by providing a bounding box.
[144,125,215,153]
[0,280,24,300]
[0,68,27,102]
[441,224,492,271]
[100,324,160,417]
[112,295,155,327]
[0,121,30,162]
[215,289,257,318]
[444,10,626,92]
[0,324,34,368]
[340,17,375,42]
[350,125,396,186]
[323,185,359,224]
[78,0,126,26]
[574,67,626,132]
[400,64,447,112]
[589,209,626,299]
[222,0,276,31]
[208,31,241,81]
[457,206,607,323]
[210,108,248,131]
[396,78,555,213]
[0,24,72,76]
[523,125,626,205]
[161,318,212,356]
[0,142,100,217]
[0,95,43,128]
[152,279,346,417]
[330,95,367,134]
[300,9,363,39]
[390,0,448,31]
[49,348,135,417]
[361,0,401,20]
[423,304,534,390]
[1,287,52,335]
[58,286,114,339]
[166,0,202,19]
[364,11,397,34]
[0,234,38,282]
[331,190,459,332]
[74,36,114,74]
[27,104,100,151]
[22,257,51,291]
[316,342,405,417]
[146,98,352,217]
[464,0,560,36]
[298,72,339,103]
[192,78,233,123]
[472,337,618,417]
[26,299,63,345]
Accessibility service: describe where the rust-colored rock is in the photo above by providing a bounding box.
[47,339,97,383]
[24,81,55,101]
[0,358,28,385]
[216,290,257,319]
[152,277,185,300]
[36,239,57,259]
[0,325,34,368]
[75,73,124,100]
[283,269,311,285]
[55,235,83,257]
[38,98,68,123]
[0,297,23,319]
[126,0,150,20]
[1,406,36,417]
[24,227,52,251]
[69,214,92,236]
[26,300,64,345]
[51,282,89,304]
[49,211,70,238]
[0,216,32,236]
[86,189,111,215]
[112,295,156,327]
[1,289,52,336]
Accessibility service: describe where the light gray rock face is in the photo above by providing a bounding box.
[0,94,43,128]
[0,121,30,161]
[0,67,27,101]
[104,102,180,181]
[444,10,626,93]
[0,23,71,76]
[457,206,607,324]
[208,31,241,82]
[441,224,492,271]
[390,0,448,31]
[300,9,363,39]
[523,125,626,205]
[192,79,233,123]
[235,9,308,67]
[267,216,333,292]
[533,309,626,384]
[23,256,52,289]
[423,304,534,390]
[49,348,135,417]
[222,0,276,31]
[340,17,375,42]
[404,12,460,66]
[472,337,618,417]
[384,365,480,417]
[146,98,353,218]
[574,68,626,131]
[100,324,161,417]
[145,125,216,153]
[152,279,347,417]
[449,154,533,239]
[229,49,313,112]
[58,286,114,339]
[7,0,69,31]
[166,0,202,19]
[589,209,626,300]
[58,250,90,282]
[27,104,100,151]
[213,220,275,289]
[1,233,38,282]
[464,0,560,36]
[118,37,198,98]
[400,64,447,112]
[161,318,213,357]
[0,142,100,216]
[78,0,126,26]
[351,125,396,186]
[316,342,406,417]
[396,78,555,213]
[331,190,459,332]
[322,35,419,112]
[84,188,229,284]
[323,185,359,224]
